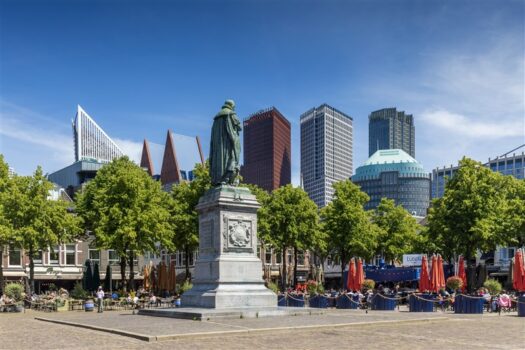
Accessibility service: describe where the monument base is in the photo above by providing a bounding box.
[138,306,323,320]
[181,185,276,309]
[182,282,277,309]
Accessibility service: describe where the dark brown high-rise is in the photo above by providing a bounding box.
[242,107,291,192]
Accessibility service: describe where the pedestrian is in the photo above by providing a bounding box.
[96,286,105,313]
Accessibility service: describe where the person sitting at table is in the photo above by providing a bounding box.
[149,293,157,306]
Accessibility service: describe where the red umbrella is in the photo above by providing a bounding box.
[354,258,365,292]
[457,256,467,292]
[430,255,439,293]
[346,259,356,291]
[419,255,430,292]
[513,249,525,292]
[438,255,446,290]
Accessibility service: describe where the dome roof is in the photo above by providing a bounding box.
[352,149,428,181]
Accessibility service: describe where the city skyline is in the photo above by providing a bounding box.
[1,1,523,183]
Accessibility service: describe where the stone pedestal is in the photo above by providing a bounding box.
[181,185,276,309]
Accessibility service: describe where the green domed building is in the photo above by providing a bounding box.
[352,149,430,216]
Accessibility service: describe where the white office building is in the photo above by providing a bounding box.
[300,103,353,208]
[73,105,123,163]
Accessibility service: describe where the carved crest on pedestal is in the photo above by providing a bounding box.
[222,216,253,253]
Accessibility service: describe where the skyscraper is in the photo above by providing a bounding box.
[300,103,353,208]
[242,107,291,192]
[369,108,415,158]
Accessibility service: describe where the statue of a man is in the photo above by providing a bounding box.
[209,99,241,186]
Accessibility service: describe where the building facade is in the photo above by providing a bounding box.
[300,104,353,208]
[242,107,291,192]
[432,149,525,199]
[73,105,124,163]
[352,149,431,217]
[369,108,415,158]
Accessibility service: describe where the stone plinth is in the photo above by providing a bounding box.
[181,185,276,309]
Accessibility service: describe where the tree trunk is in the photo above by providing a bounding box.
[184,246,191,281]
[120,255,127,292]
[293,247,298,289]
[28,247,35,294]
[128,250,134,291]
[281,246,287,291]
[0,245,4,295]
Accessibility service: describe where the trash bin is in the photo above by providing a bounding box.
[518,296,525,317]
[84,299,94,312]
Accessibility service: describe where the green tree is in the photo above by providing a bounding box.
[498,176,525,247]
[372,198,419,264]
[76,157,173,290]
[427,157,510,262]
[264,185,320,290]
[0,155,14,295]
[321,180,378,284]
[168,162,211,280]
[2,166,82,293]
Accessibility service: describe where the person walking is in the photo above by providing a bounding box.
[96,286,105,313]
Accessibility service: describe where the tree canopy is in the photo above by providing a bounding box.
[321,180,378,283]
[168,162,211,280]
[76,156,173,289]
[371,198,420,264]
[263,184,321,289]
[427,157,512,262]
[2,165,82,293]
[0,155,13,294]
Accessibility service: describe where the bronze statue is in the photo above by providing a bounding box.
[209,99,241,186]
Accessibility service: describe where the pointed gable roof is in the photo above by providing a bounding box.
[160,129,182,185]
[140,139,154,176]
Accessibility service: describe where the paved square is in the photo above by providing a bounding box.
[1,309,523,349]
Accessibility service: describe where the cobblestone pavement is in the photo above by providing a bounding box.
[0,310,523,350]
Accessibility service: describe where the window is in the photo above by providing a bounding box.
[265,249,272,264]
[275,251,282,264]
[297,251,305,266]
[50,245,60,264]
[89,249,100,265]
[33,250,43,264]
[108,250,119,265]
[65,244,76,265]
[8,246,21,266]
[287,250,293,265]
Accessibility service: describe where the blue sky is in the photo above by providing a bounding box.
[1,0,524,183]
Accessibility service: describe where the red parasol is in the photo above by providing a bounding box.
[438,255,446,291]
[346,259,356,291]
[430,255,439,293]
[513,249,525,292]
[354,258,365,292]
[457,256,467,292]
[419,255,430,292]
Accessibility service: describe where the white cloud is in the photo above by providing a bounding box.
[113,138,144,164]
[0,104,74,174]
[420,110,523,139]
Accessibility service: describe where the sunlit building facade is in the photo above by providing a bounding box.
[301,104,353,208]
